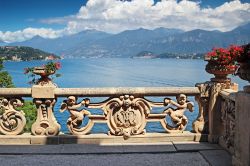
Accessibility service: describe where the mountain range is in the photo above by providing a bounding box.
[4,23,250,58]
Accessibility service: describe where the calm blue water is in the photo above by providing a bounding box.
[4,58,247,133]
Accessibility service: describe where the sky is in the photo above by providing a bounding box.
[0,0,250,43]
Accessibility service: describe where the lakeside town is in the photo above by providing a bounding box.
[0,46,60,61]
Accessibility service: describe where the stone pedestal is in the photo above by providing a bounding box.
[232,92,250,166]
[31,85,60,136]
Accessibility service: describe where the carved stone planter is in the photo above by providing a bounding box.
[205,61,235,83]
[236,62,250,93]
[32,67,55,86]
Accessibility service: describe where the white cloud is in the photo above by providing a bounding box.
[67,0,250,33]
[1,0,250,43]
[0,28,65,43]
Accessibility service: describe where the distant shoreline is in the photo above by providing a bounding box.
[4,57,204,62]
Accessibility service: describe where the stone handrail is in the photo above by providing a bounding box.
[54,87,200,96]
[219,89,236,102]
[0,88,31,97]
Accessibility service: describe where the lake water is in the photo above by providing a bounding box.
[4,58,247,133]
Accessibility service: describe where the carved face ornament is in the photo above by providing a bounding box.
[177,94,187,105]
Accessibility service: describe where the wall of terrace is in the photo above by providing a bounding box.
[0,72,249,165]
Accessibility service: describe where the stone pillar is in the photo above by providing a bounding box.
[232,92,250,166]
[193,82,238,143]
[31,85,60,136]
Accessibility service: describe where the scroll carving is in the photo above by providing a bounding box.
[104,95,150,139]
[162,94,194,132]
[60,96,92,135]
[0,98,26,135]
[31,98,60,136]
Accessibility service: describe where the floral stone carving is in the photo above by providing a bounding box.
[31,98,60,136]
[104,95,150,139]
[0,98,26,135]
[162,94,194,132]
[60,96,91,135]
[221,98,235,152]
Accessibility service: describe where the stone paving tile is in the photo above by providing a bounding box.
[173,141,222,152]
[122,145,176,153]
[0,143,176,154]
[60,144,124,154]
[0,153,210,166]
[122,142,176,153]
[199,150,232,166]
[0,145,63,154]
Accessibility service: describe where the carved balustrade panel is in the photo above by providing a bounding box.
[59,93,195,138]
[220,97,235,152]
[31,98,61,136]
[0,98,26,135]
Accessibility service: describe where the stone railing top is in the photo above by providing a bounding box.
[219,89,237,101]
[0,87,200,97]
[54,87,200,97]
[0,88,31,97]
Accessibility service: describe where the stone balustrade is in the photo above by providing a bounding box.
[0,87,202,138]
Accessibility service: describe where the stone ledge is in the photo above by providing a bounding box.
[0,132,208,145]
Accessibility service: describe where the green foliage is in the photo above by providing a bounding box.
[0,71,14,88]
[16,101,37,132]
[0,58,36,132]
[0,59,14,88]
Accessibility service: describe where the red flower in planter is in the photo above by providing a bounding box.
[55,62,61,70]
[206,45,243,65]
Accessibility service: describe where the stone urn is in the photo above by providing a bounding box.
[236,62,250,92]
[205,61,235,83]
[32,67,56,86]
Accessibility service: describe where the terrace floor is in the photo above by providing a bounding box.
[0,142,232,166]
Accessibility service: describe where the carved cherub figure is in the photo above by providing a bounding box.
[164,94,194,129]
[60,96,90,127]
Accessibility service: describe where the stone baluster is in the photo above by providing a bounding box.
[192,83,210,134]
[31,98,60,136]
